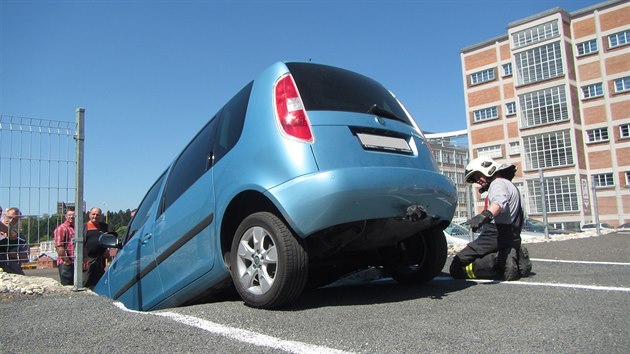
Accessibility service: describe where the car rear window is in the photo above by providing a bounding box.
[286,63,413,126]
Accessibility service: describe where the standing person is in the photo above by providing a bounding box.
[449,157,531,281]
[83,207,110,288]
[0,207,26,275]
[54,208,76,285]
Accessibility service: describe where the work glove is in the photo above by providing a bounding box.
[466,210,493,232]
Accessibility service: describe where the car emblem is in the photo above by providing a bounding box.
[375,116,385,126]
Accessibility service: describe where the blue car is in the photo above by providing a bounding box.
[95,62,457,310]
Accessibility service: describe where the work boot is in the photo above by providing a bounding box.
[503,248,520,281]
[518,246,532,277]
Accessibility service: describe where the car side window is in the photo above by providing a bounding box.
[124,172,166,244]
[214,82,252,163]
[162,117,218,212]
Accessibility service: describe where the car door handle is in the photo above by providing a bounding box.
[141,233,153,245]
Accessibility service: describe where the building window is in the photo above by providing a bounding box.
[512,20,559,49]
[626,171,630,186]
[476,145,502,159]
[502,63,513,76]
[455,153,463,165]
[443,171,456,183]
[576,39,598,56]
[515,41,564,85]
[581,83,603,99]
[526,175,579,213]
[433,150,441,163]
[509,141,521,155]
[614,77,630,93]
[506,102,517,115]
[608,30,630,48]
[443,151,454,164]
[519,85,569,128]
[523,129,574,170]
[593,173,614,188]
[586,128,609,143]
[473,106,498,122]
[620,124,630,139]
[470,68,495,85]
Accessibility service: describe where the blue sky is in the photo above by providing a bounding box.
[1,0,602,213]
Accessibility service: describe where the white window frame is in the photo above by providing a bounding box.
[586,127,609,143]
[502,63,513,77]
[476,144,503,159]
[523,129,574,170]
[576,39,598,56]
[608,30,630,49]
[593,173,614,188]
[473,106,498,122]
[433,150,441,163]
[519,85,569,128]
[470,68,495,85]
[526,175,579,213]
[512,20,559,49]
[614,77,630,93]
[515,41,564,85]
[581,83,604,99]
[506,102,517,116]
[509,141,521,155]
[620,124,630,139]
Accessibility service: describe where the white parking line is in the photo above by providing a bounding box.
[113,302,354,354]
[435,276,630,292]
[531,258,630,266]
[452,278,630,293]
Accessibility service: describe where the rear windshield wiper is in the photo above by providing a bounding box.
[367,104,405,123]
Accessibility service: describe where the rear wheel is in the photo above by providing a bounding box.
[229,212,308,308]
[385,228,447,284]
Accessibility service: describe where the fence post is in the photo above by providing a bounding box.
[539,170,549,240]
[466,184,474,241]
[591,175,601,236]
[73,108,85,290]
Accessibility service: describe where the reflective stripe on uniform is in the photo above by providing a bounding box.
[465,263,476,279]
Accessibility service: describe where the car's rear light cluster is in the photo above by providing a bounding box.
[274,74,313,143]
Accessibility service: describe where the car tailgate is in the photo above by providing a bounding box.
[307,111,436,172]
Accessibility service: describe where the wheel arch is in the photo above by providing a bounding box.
[220,190,286,258]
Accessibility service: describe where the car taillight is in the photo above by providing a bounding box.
[274,74,313,143]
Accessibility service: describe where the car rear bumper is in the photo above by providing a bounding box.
[265,166,457,237]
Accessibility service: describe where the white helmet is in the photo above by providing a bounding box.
[464,157,500,183]
[464,156,517,184]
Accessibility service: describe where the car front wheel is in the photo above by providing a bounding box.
[230,212,308,309]
[385,227,447,284]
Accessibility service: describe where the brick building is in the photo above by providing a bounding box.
[461,0,629,230]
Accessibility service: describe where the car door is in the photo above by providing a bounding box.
[97,172,166,310]
[150,83,251,305]
[150,117,219,302]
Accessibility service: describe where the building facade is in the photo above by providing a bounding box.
[461,0,629,230]
[425,130,471,223]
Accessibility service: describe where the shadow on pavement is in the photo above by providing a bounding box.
[286,271,477,310]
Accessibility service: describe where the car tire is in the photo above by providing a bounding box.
[385,228,447,284]
[230,212,308,309]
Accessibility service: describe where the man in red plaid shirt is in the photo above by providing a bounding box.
[54,208,76,285]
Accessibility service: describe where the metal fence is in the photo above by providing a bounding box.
[0,109,84,286]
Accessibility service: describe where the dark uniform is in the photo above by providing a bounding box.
[83,221,109,288]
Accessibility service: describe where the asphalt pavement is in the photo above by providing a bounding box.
[2,231,628,353]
